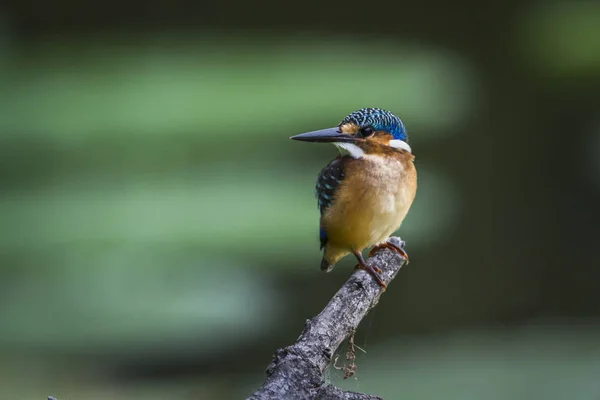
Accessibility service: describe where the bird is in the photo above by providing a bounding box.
[290,108,417,289]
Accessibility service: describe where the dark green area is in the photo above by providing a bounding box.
[1,1,600,398]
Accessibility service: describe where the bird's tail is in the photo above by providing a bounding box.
[320,257,334,272]
[320,245,348,273]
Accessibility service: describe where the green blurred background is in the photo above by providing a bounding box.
[1,0,600,399]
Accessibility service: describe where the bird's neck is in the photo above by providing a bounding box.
[335,141,412,159]
[334,143,365,158]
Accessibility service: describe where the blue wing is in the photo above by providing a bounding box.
[315,156,348,249]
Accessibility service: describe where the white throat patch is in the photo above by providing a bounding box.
[334,142,365,158]
[335,140,411,158]
[389,140,412,153]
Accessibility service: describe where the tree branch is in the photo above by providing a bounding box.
[248,237,408,400]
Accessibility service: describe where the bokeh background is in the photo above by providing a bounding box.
[1,0,600,399]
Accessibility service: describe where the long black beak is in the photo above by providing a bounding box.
[290,127,356,143]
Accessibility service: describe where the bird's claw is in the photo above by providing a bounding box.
[354,264,383,274]
[354,263,387,289]
[369,240,409,264]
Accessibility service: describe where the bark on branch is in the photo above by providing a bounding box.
[248,237,408,400]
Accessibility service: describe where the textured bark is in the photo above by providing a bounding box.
[248,237,408,400]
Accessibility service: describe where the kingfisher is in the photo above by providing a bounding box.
[290,108,417,289]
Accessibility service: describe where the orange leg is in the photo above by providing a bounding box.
[369,240,409,264]
[354,264,383,274]
[352,249,386,289]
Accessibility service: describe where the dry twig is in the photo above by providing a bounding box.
[248,237,408,400]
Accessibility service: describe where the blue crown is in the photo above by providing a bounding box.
[340,108,407,141]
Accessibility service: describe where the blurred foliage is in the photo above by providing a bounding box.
[332,324,600,400]
[0,35,464,356]
[0,0,599,398]
[520,2,600,76]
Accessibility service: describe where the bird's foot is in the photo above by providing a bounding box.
[369,240,409,264]
[354,264,383,274]
[354,263,386,290]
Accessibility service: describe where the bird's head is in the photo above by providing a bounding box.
[290,108,410,158]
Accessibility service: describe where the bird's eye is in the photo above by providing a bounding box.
[359,126,374,137]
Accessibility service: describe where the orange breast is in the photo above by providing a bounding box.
[321,152,417,252]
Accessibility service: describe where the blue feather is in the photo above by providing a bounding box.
[319,227,328,249]
[315,157,347,250]
[340,107,407,141]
